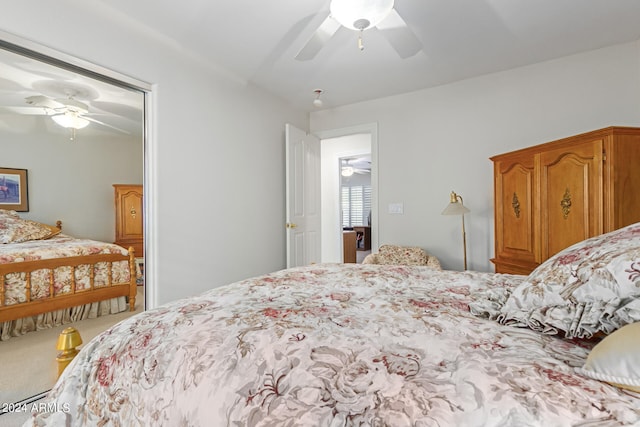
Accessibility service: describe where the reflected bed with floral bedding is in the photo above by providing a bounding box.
[1,209,136,341]
[23,256,640,426]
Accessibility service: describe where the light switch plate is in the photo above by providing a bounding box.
[388,203,404,214]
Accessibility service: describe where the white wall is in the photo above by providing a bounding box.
[1,120,142,241]
[320,133,371,262]
[311,41,640,271]
[0,1,308,306]
[3,3,639,301]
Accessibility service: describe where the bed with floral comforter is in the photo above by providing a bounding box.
[1,234,136,340]
[24,262,640,426]
[1,234,132,303]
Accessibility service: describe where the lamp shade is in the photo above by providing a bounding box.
[441,202,470,216]
[441,191,470,215]
[330,0,394,30]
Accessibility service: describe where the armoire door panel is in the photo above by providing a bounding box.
[496,162,535,262]
[114,185,144,256]
[120,192,144,237]
[539,140,603,259]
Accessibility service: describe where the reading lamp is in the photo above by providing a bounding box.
[441,191,470,270]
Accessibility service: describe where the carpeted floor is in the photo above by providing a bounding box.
[0,287,144,426]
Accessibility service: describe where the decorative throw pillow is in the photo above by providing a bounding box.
[0,209,20,218]
[576,322,640,392]
[498,222,640,338]
[0,215,61,244]
[376,245,429,265]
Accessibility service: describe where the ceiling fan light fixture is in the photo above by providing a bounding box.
[51,112,90,129]
[341,166,355,177]
[58,98,89,115]
[312,89,324,108]
[330,0,394,31]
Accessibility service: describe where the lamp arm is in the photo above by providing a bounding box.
[450,191,464,205]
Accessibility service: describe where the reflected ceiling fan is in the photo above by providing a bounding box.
[24,93,129,139]
[341,158,370,177]
[295,0,422,61]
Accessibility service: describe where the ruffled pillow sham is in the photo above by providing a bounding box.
[0,214,61,244]
[498,222,640,338]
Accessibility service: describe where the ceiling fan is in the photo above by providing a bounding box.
[341,158,370,177]
[295,0,422,61]
[24,93,129,138]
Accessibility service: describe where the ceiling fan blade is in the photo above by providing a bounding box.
[295,14,341,61]
[376,8,422,59]
[25,95,64,110]
[84,116,130,134]
[0,106,50,115]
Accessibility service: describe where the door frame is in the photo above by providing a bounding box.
[316,122,379,261]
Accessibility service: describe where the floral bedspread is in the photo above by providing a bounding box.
[24,264,640,426]
[1,235,130,305]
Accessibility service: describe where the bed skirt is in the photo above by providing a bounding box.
[0,296,127,341]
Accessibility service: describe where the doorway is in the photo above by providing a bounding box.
[319,127,376,263]
[340,154,372,263]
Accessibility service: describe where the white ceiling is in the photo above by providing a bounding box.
[2,0,640,127]
[0,46,144,138]
[84,0,640,111]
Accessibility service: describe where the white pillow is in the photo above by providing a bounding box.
[576,322,640,392]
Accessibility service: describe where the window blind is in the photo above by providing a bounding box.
[341,185,372,227]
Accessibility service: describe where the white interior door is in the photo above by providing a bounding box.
[286,124,321,268]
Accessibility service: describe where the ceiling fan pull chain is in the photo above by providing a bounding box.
[358,30,365,51]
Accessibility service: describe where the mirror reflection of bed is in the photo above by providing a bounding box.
[0,41,146,409]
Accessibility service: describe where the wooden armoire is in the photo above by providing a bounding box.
[114,184,144,257]
[491,127,640,275]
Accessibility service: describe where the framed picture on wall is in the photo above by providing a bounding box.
[0,167,29,212]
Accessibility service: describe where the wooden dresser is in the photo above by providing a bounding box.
[353,226,372,251]
[491,127,640,275]
[114,184,144,257]
[343,231,357,263]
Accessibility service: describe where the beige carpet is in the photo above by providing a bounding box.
[0,287,143,426]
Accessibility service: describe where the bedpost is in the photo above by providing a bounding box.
[128,247,137,312]
[56,327,82,377]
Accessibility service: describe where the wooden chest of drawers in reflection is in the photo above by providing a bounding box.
[114,184,144,257]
